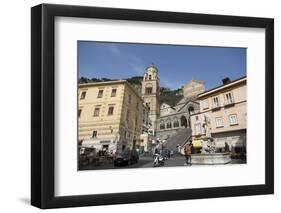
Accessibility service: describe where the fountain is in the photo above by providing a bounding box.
[191,115,232,165]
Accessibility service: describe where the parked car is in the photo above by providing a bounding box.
[114,149,139,166]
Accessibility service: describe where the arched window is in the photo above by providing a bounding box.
[181,116,187,128]
[188,106,195,114]
[173,120,179,128]
[145,87,152,94]
[145,83,153,95]
[166,122,172,129]
[160,122,165,130]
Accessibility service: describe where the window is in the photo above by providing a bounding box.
[195,123,201,135]
[108,106,114,115]
[213,96,220,108]
[166,122,172,129]
[229,114,238,125]
[78,109,82,118]
[111,88,117,97]
[92,130,97,138]
[148,75,152,80]
[136,102,139,110]
[135,116,138,131]
[225,92,234,104]
[173,120,179,128]
[80,91,86,100]
[215,117,224,127]
[128,94,132,104]
[160,123,165,129]
[93,107,100,117]
[196,115,199,121]
[188,106,194,114]
[202,99,209,109]
[97,89,103,98]
[145,87,152,94]
[126,110,130,121]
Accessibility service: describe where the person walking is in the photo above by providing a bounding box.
[184,142,192,166]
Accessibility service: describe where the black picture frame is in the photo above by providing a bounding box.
[31,3,274,209]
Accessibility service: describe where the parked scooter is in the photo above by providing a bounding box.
[153,153,165,167]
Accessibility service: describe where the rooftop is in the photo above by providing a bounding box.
[197,76,247,99]
[79,80,143,100]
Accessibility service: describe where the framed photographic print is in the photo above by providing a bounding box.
[31,3,274,209]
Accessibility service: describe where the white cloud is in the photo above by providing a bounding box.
[129,63,145,75]
[108,44,147,76]
[108,45,121,56]
[128,55,146,76]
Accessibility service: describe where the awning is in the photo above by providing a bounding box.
[232,141,244,147]
[100,140,111,144]
[82,138,113,147]
[193,139,202,148]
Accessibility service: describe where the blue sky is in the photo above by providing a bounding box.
[78,41,246,90]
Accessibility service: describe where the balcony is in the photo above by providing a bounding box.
[224,99,235,107]
[212,104,221,111]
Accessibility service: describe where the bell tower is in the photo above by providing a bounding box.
[141,64,160,133]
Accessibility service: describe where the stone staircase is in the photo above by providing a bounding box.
[163,128,192,152]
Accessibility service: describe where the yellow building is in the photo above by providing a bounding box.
[190,76,247,155]
[78,80,144,154]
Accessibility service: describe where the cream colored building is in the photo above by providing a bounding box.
[139,104,152,153]
[140,133,151,153]
[190,76,247,155]
[78,80,143,154]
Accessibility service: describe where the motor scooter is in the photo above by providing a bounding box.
[153,153,165,167]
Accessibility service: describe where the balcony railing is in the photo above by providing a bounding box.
[212,104,221,111]
[224,99,235,107]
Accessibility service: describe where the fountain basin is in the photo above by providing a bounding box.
[191,153,231,165]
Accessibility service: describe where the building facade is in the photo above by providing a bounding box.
[139,104,152,153]
[156,80,204,142]
[190,77,247,155]
[78,80,144,154]
[156,100,199,142]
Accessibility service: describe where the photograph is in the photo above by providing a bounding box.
[77,41,247,170]
[29,3,274,209]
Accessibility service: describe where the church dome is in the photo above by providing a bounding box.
[146,63,158,73]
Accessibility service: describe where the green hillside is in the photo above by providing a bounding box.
[159,87,183,106]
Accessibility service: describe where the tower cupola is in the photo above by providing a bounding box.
[144,63,159,81]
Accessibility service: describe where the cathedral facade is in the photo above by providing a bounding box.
[140,64,205,143]
[156,80,205,142]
